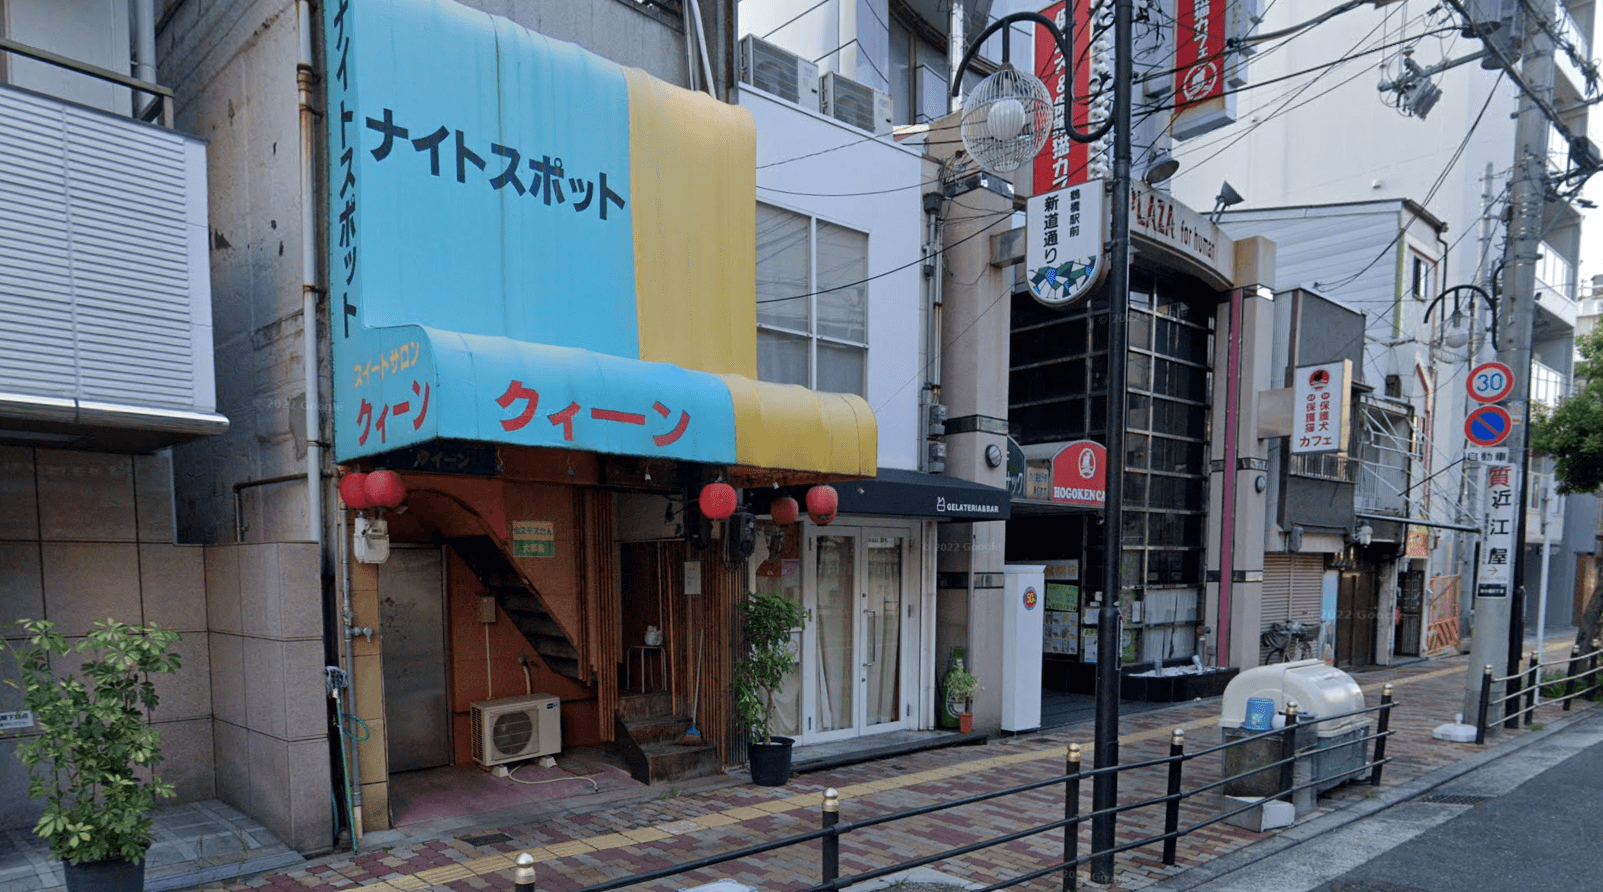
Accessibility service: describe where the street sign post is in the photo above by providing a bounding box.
[1465,405,1513,447]
[1467,361,1515,403]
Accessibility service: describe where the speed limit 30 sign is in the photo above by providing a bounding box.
[1468,361,1514,403]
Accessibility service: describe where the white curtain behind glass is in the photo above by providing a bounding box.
[814,535,855,732]
[866,537,902,724]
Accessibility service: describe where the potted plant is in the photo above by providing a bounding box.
[733,590,806,786]
[3,618,182,892]
[945,664,981,733]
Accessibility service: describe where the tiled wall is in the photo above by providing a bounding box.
[0,446,332,856]
[0,447,214,829]
[205,541,331,853]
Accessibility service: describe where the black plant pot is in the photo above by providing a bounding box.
[64,857,144,892]
[748,735,795,786]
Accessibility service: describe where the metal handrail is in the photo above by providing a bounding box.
[0,35,173,127]
[538,692,1400,892]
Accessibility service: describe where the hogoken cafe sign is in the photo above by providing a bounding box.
[1051,440,1107,507]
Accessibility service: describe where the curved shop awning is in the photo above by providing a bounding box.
[335,325,875,477]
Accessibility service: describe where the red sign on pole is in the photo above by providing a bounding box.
[1174,0,1227,110]
[1032,0,1095,194]
[1051,440,1107,507]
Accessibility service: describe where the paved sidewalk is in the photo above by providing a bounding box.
[182,642,1594,892]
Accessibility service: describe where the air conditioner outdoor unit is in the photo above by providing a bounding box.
[821,71,893,135]
[471,693,561,767]
[740,34,820,111]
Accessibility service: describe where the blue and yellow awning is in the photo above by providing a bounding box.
[325,0,874,477]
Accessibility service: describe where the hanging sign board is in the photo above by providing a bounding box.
[1032,0,1102,194]
[1171,0,1237,139]
[1026,182,1107,308]
[1475,464,1517,598]
[1291,361,1352,454]
[1050,440,1107,507]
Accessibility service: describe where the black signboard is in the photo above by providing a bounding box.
[381,440,499,476]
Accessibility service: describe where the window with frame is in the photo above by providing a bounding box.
[756,202,869,396]
[1409,251,1437,302]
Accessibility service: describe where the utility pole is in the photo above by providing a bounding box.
[1463,5,1555,724]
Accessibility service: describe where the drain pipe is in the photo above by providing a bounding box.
[297,0,324,550]
[131,0,157,118]
[297,0,358,843]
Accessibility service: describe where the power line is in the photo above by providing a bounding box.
[1314,72,1505,293]
[756,207,1014,304]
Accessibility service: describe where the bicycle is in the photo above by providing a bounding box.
[1260,620,1318,663]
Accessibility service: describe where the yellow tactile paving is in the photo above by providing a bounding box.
[754,797,803,813]
[463,853,516,872]
[623,826,673,843]
[382,875,427,890]
[545,839,597,857]
[695,812,737,827]
[721,805,768,820]
[415,863,475,884]
[583,832,631,850]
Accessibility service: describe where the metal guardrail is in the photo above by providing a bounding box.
[1473,643,1603,744]
[492,695,1399,892]
[0,35,173,127]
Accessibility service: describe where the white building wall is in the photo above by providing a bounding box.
[743,87,925,470]
[1166,1,1517,293]
[4,0,131,114]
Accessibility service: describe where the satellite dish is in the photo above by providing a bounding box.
[960,65,1053,174]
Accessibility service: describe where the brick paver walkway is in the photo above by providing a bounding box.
[194,643,1598,892]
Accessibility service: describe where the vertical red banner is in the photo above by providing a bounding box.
[1174,0,1226,110]
[1032,0,1094,195]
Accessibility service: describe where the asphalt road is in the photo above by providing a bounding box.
[1312,725,1603,892]
[1165,710,1603,892]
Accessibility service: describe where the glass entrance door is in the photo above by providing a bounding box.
[808,528,909,741]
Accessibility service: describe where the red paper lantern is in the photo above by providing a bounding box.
[699,482,738,520]
[364,469,407,509]
[805,485,838,525]
[338,472,373,510]
[770,496,799,526]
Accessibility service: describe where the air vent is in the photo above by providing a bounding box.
[821,71,893,134]
[740,34,820,111]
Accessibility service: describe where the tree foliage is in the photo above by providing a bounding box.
[1529,325,1603,672]
[1530,325,1603,493]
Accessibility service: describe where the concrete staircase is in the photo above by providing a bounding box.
[612,691,719,785]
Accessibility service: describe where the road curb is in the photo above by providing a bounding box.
[1151,706,1603,890]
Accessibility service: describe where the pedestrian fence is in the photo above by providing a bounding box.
[506,691,1399,892]
[1473,643,1603,745]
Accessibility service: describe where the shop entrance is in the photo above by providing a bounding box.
[379,546,452,772]
[1336,569,1377,668]
[752,522,914,743]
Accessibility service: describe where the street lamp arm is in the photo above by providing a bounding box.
[949,11,1114,145]
[1423,283,1500,352]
